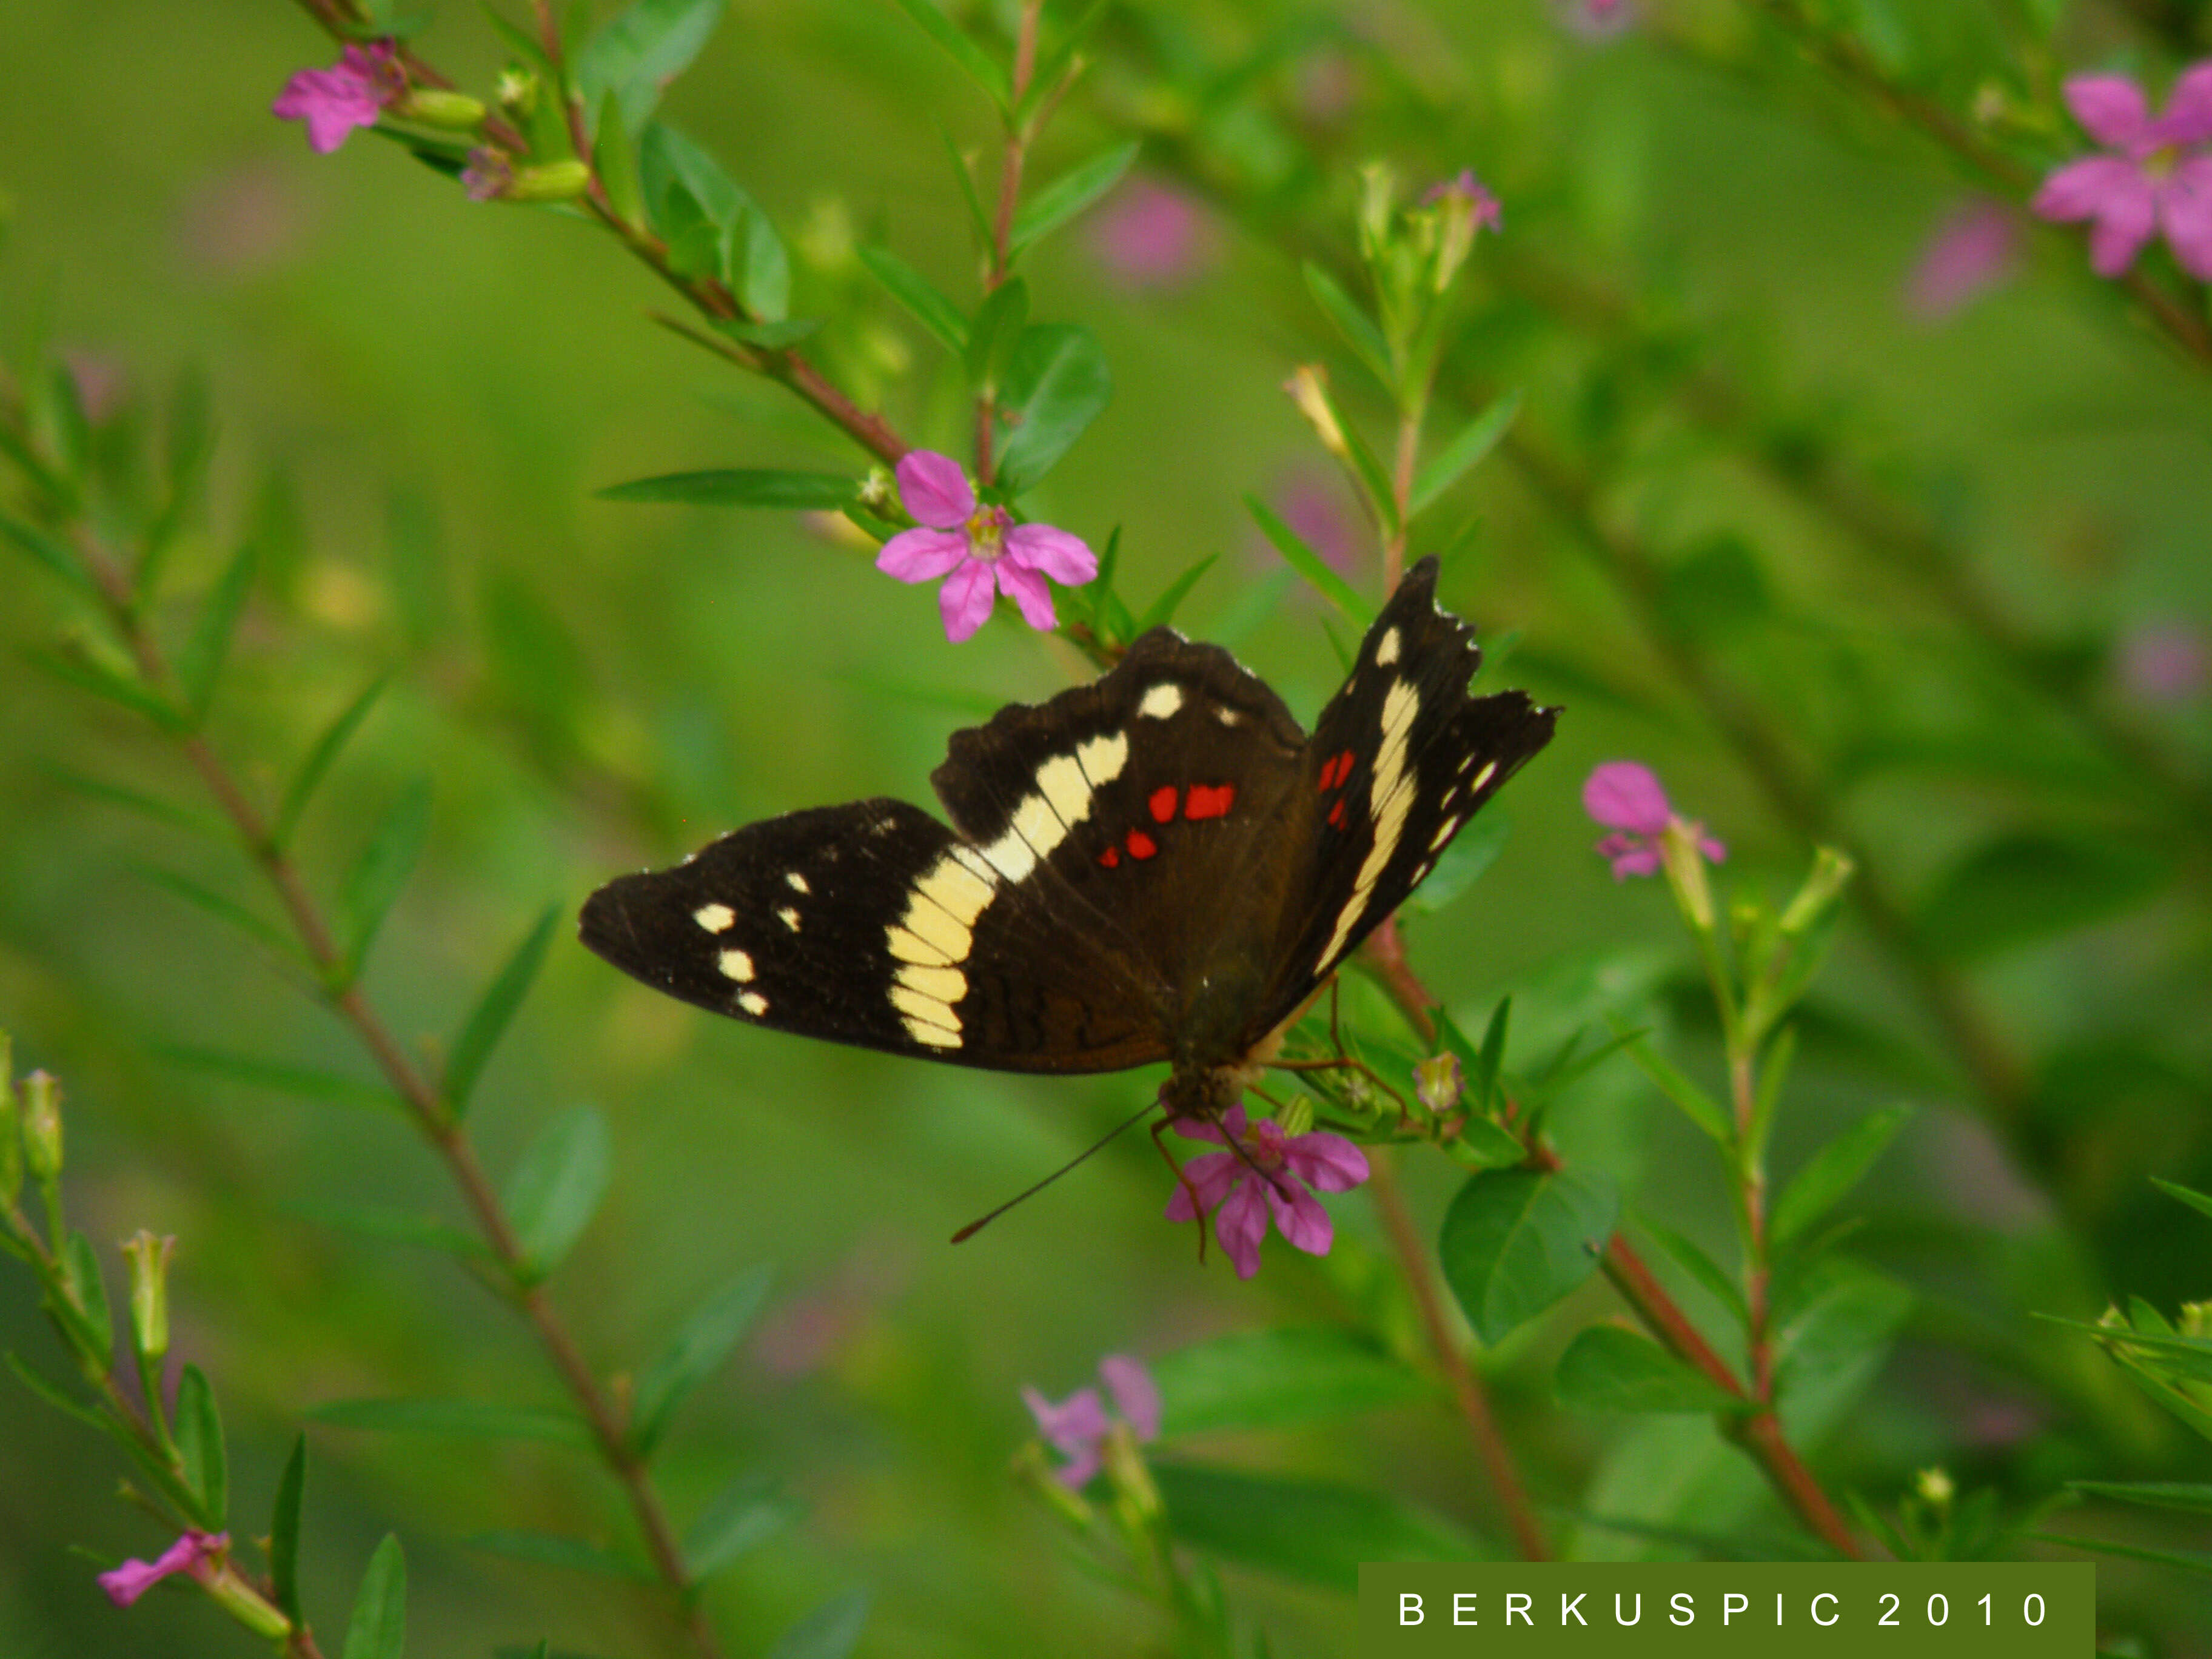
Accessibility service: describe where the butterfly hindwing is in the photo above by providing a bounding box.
[579,798,1168,1073]
[1249,557,1560,1037]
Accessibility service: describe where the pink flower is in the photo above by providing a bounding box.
[1022,1355,1162,1487]
[461,147,514,203]
[96,1530,227,1607]
[876,451,1097,643]
[1560,0,1636,39]
[1164,1105,1370,1280]
[1422,169,1504,233]
[1583,760,1724,881]
[2032,64,2212,281]
[2117,618,2208,704]
[1906,199,2022,321]
[272,42,404,155]
[1091,182,1216,290]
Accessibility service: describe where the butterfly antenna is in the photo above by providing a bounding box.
[950,1096,1161,1244]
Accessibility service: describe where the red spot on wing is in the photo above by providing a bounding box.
[1185,783,1235,820]
[1125,829,1158,860]
[1317,749,1356,792]
[1327,797,1348,830]
[1148,785,1179,823]
[1098,845,1121,868]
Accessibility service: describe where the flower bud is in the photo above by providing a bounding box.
[1914,1466,1954,1510]
[1413,1053,1465,1116]
[121,1230,175,1369]
[1101,1421,1163,1529]
[1284,365,1349,460]
[1778,846,1854,937]
[1356,161,1398,263]
[22,1070,61,1185]
[1275,1094,1315,1139]
[202,1556,295,1643]
[395,89,487,131]
[497,67,540,118]
[506,159,592,203]
[2180,1301,2212,1340]
[1658,820,1717,935]
[857,465,896,511]
[1012,1441,1094,1528]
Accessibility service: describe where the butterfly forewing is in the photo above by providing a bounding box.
[1247,558,1560,1040]
[579,798,1167,1073]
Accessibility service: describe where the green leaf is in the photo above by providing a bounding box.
[59,1231,113,1360]
[964,277,1029,390]
[936,123,993,248]
[275,674,389,846]
[289,1201,492,1262]
[446,905,559,1115]
[29,645,184,731]
[1770,1104,1912,1243]
[45,765,213,837]
[5,1351,109,1435]
[2066,1480,2212,1516]
[1555,1325,1744,1415]
[1133,554,1216,634]
[1635,1216,1748,1331]
[2154,1178,2212,1227]
[1472,996,1512,1113]
[1438,1167,1617,1346]
[1915,833,2168,962]
[175,1363,227,1526]
[993,324,1111,494]
[133,863,296,958]
[1446,1115,1528,1171]
[632,1264,772,1455]
[1772,1264,1912,1435]
[175,540,258,721]
[270,1436,306,1621]
[1018,0,1112,119]
[2033,1531,2212,1575]
[502,1104,612,1282]
[858,245,968,354]
[1151,1327,1430,1435]
[1009,141,1141,258]
[1399,811,1509,916]
[883,0,1009,107]
[1155,1464,1478,1592]
[768,1589,873,1659]
[309,1397,593,1447]
[682,1472,795,1578]
[637,124,787,318]
[343,1535,406,1659]
[1,511,94,595]
[573,0,726,139]
[597,469,856,508]
[1410,390,1520,517]
[466,1530,651,1580]
[1243,494,1375,625]
[155,1043,398,1114]
[1615,1027,1731,1144]
[339,780,433,976]
[592,92,646,228]
[712,315,823,349]
[1302,261,1394,390]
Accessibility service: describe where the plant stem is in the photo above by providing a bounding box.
[975,0,1046,486]
[62,523,725,1659]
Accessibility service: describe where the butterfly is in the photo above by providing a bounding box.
[580,556,1558,1126]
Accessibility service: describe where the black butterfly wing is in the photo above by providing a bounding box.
[579,797,1168,1074]
[1243,556,1560,1041]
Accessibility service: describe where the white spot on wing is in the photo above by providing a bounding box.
[1076,731,1129,787]
[1034,752,1094,830]
[738,991,769,1016]
[888,925,954,966]
[890,848,997,970]
[1138,683,1183,719]
[1470,759,1498,791]
[1216,706,1242,726]
[777,906,801,932]
[1376,626,1401,666]
[1316,678,1422,968]
[1430,816,1460,851]
[895,962,967,1005]
[694,903,736,934]
[718,949,755,982]
[785,872,810,894]
[890,983,960,1038]
[903,1015,961,1048]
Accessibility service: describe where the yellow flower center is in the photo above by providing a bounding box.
[965,505,1011,560]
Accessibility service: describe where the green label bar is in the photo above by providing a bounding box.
[1359,1564,2093,1657]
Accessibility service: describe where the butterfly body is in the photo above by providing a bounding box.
[580,557,1559,1125]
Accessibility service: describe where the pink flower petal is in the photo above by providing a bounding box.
[1266,1179,1335,1256]
[1004,523,1098,586]
[994,559,1060,632]
[1582,761,1672,834]
[1697,831,1728,865]
[2063,74,2153,149]
[939,558,997,643]
[272,67,384,153]
[1099,1355,1162,1440]
[1164,1150,1244,1221]
[876,527,973,582]
[2157,62,2212,146]
[1596,833,1662,880]
[2088,178,2161,276]
[1214,1181,1271,1279]
[1053,1443,1103,1487]
[97,1531,224,1608]
[2162,155,2212,281]
[1023,1384,1108,1453]
[1287,1131,1370,1193]
[2033,155,2146,223]
[894,451,974,529]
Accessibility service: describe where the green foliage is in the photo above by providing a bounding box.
[1554,1326,1744,1416]
[630,1265,772,1456]
[502,1104,612,1282]
[1150,1327,1432,1435]
[992,324,1111,494]
[1439,1168,1618,1346]
[1155,1465,1479,1591]
[343,1536,407,1659]
[443,904,561,1115]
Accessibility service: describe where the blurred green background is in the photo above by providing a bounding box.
[4,0,2212,1654]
